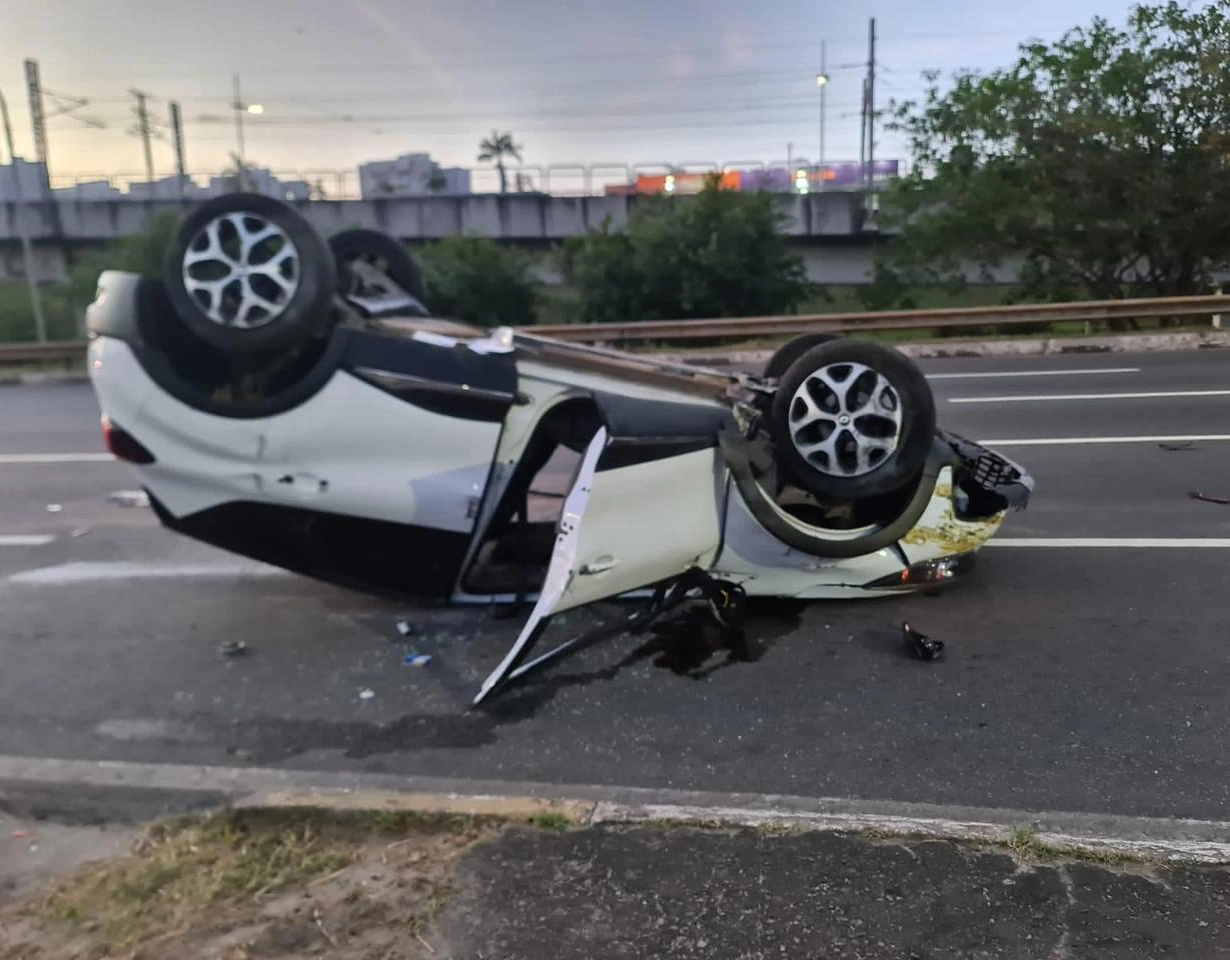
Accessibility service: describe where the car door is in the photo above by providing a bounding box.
[474,422,726,703]
[256,330,517,595]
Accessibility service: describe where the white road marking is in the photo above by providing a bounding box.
[950,389,1230,404]
[0,453,114,464]
[983,434,1230,447]
[7,561,291,585]
[927,367,1139,380]
[987,538,1230,548]
[0,534,55,546]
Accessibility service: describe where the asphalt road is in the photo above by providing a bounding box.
[3,350,1230,822]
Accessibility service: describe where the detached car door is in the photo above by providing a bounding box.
[475,413,728,704]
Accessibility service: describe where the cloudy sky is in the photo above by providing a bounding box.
[4,0,1132,190]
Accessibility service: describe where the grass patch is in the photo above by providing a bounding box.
[3,808,492,959]
[529,813,573,831]
[1003,826,1147,867]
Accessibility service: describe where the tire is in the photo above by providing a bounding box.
[328,228,428,304]
[763,333,841,382]
[163,193,337,354]
[769,338,936,501]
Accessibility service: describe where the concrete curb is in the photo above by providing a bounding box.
[4,755,1230,864]
[660,329,1230,367]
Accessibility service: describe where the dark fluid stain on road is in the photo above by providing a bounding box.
[209,603,804,763]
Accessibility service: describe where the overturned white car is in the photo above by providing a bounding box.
[85,193,1032,702]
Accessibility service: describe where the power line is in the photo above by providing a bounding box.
[60,24,1074,83]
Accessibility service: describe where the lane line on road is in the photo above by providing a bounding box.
[950,389,1230,404]
[0,453,114,464]
[1,754,1228,863]
[0,534,55,546]
[7,561,291,585]
[927,367,1139,380]
[983,434,1230,446]
[987,538,1230,548]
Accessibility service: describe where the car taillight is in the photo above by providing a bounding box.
[101,415,156,464]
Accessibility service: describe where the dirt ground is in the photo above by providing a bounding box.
[0,808,497,960]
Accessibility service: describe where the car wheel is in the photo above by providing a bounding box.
[763,333,841,382]
[328,228,428,304]
[163,192,337,355]
[769,339,936,500]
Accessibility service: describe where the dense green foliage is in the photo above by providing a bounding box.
[417,234,540,328]
[559,181,810,324]
[872,1,1230,320]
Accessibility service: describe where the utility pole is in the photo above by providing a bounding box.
[0,88,47,343]
[818,40,827,176]
[130,89,155,182]
[232,75,247,190]
[858,76,867,174]
[865,17,877,221]
[24,59,50,196]
[169,101,186,197]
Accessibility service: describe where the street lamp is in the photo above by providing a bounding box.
[231,76,264,190]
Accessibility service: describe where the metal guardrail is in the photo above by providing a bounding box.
[0,341,88,362]
[2,295,1227,362]
[528,295,1230,343]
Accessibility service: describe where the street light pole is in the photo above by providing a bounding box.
[0,88,47,343]
[817,40,828,177]
[232,75,246,191]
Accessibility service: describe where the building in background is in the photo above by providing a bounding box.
[358,153,471,198]
[0,159,51,200]
[607,161,901,196]
[53,179,124,200]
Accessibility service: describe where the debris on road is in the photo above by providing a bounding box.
[1189,491,1230,505]
[1159,441,1197,451]
[359,688,375,701]
[396,620,414,637]
[402,653,432,668]
[107,490,151,508]
[904,622,944,661]
[219,640,248,658]
[70,527,90,539]
[45,504,62,513]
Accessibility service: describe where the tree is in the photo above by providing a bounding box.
[418,234,539,327]
[561,177,809,324]
[477,131,523,194]
[874,2,1230,323]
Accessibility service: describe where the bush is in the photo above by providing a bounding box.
[66,212,182,310]
[417,234,539,328]
[561,181,809,324]
[0,282,77,342]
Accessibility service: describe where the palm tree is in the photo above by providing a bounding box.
[477,130,523,194]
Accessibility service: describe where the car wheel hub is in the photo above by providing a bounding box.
[786,362,903,478]
[182,212,301,329]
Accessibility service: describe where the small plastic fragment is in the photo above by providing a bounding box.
[396,621,414,637]
[70,527,90,538]
[219,640,247,658]
[402,653,432,668]
[107,490,150,508]
[1189,491,1230,505]
[359,688,375,700]
[45,504,62,513]
[904,622,944,661]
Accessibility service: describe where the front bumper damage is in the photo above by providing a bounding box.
[940,429,1034,520]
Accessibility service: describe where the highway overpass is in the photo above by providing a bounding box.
[0,191,936,287]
